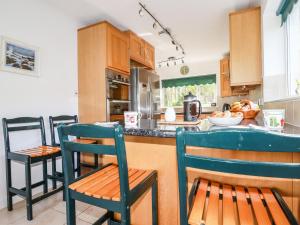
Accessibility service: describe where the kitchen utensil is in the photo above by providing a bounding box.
[183,92,202,121]
[222,103,231,112]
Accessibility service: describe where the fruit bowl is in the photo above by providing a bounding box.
[230,109,260,119]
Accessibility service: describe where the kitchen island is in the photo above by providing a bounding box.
[83,118,300,225]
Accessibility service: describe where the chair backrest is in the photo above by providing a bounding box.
[57,124,130,203]
[2,117,46,153]
[49,115,78,146]
[176,127,300,224]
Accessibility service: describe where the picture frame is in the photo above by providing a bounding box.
[0,36,40,77]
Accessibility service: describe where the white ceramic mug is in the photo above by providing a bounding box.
[124,111,142,126]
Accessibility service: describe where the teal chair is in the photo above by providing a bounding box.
[176,128,300,225]
[58,124,158,225]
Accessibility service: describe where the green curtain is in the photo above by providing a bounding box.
[162,74,216,88]
[277,0,299,25]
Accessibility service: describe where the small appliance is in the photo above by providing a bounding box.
[183,92,202,121]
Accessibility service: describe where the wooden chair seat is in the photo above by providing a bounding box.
[15,146,61,158]
[73,138,97,144]
[69,164,153,201]
[189,178,292,225]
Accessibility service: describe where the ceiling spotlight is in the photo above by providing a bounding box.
[167,62,169,67]
[139,7,144,16]
[182,59,184,64]
[171,40,176,45]
[176,46,179,51]
[153,21,157,29]
[158,30,166,35]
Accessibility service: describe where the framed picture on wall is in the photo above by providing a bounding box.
[0,36,40,77]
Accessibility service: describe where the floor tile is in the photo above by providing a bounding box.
[77,206,107,224]
[53,200,90,215]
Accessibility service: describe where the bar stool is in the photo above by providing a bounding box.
[58,124,158,225]
[176,128,300,225]
[2,117,63,220]
[49,115,98,182]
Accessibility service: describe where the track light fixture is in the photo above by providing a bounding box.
[138,2,186,56]
[153,21,157,29]
[157,57,185,68]
[139,7,144,16]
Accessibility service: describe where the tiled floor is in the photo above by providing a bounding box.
[0,192,108,225]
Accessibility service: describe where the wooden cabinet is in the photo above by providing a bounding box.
[107,24,130,74]
[220,58,249,97]
[128,31,145,64]
[78,21,130,123]
[127,31,155,70]
[220,58,232,97]
[229,7,262,86]
[144,41,155,70]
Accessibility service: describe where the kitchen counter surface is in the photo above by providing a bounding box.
[122,115,300,138]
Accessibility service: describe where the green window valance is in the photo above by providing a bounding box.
[162,74,216,88]
[277,0,299,24]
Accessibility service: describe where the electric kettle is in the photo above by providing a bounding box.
[183,92,202,121]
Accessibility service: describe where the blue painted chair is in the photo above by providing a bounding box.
[176,128,300,225]
[58,124,158,225]
[2,117,63,220]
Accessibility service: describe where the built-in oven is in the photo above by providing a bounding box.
[106,69,131,121]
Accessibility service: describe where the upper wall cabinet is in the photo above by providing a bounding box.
[127,31,155,70]
[229,7,262,86]
[128,31,145,64]
[107,24,130,75]
[144,41,155,70]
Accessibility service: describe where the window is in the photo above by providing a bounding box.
[286,2,300,96]
[161,75,217,108]
[263,0,300,102]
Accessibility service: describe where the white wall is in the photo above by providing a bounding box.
[0,0,80,209]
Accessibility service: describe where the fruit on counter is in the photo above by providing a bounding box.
[211,111,243,118]
[230,99,259,112]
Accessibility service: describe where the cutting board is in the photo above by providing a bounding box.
[157,119,201,125]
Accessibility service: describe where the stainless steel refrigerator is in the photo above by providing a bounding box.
[130,68,161,119]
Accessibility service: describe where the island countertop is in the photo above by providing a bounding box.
[122,116,300,138]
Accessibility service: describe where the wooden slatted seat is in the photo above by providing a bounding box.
[15,146,61,158]
[69,164,153,201]
[73,138,96,144]
[189,178,291,225]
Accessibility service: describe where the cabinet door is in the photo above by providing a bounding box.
[144,41,155,70]
[220,58,232,97]
[129,32,145,64]
[107,25,130,74]
[230,7,262,86]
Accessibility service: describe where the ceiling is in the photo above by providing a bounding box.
[46,0,261,65]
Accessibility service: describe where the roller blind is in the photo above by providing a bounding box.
[161,74,216,88]
[277,0,299,24]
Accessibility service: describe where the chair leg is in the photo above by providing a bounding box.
[5,158,13,211]
[51,157,57,189]
[152,179,158,225]
[25,161,33,221]
[76,152,81,177]
[42,159,48,194]
[66,189,76,225]
[94,154,98,168]
[121,206,130,225]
